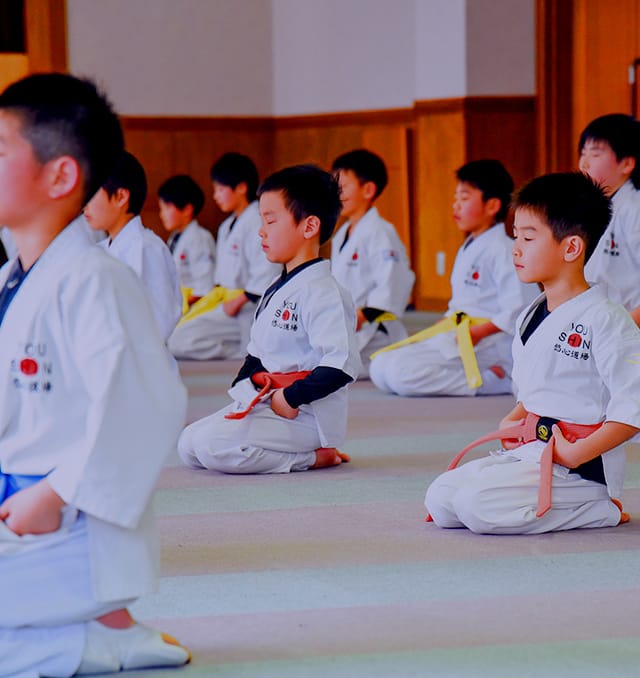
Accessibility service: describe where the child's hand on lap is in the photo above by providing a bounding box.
[0,479,65,535]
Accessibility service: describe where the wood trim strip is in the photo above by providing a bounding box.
[414,96,534,115]
[122,98,532,132]
[273,107,414,130]
[121,116,275,132]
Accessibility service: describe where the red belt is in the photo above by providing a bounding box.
[224,371,312,420]
[428,412,602,520]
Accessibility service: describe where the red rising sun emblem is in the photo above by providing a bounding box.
[472,271,479,280]
[567,333,582,347]
[352,252,358,261]
[282,310,290,321]
[20,358,38,375]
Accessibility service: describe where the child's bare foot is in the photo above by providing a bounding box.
[96,608,135,629]
[311,447,350,468]
[612,498,630,524]
[489,365,506,379]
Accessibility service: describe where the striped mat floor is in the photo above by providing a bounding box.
[127,315,640,677]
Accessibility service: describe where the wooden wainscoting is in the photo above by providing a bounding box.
[120,97,535,310]
[121,117,275,237]
[273,109,415,261]
[0,54,29,92]
[412,96,536,309]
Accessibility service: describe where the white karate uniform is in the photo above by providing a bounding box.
[0,221,187,675]
[331,207,415,377]
[370,224,538,396]
[584,180,640,313]
[178,259,360,474]
[0,226,17,260]
[168,202,279,359]
[425,285,640,534]
[99,215,182,342]
[168,220,216,296]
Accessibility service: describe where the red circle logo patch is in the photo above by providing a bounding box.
[352,252,358,261]
[567,333,582,347]
[282,310,290,321]
[472,271,479,280]
[20,358,38,375]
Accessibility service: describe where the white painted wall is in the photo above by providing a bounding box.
[67,0,273,116]
[272,0,416,115]
[66,0,535,117]
[415,0,467,100]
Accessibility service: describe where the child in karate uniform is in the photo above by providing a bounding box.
[168,153,279,360]
[425,172,640,534]
[0,73,190,675]
[331,149,415,378]
[1,225,16,260]
[369,159,537,396]
[158,174,216,307]
[579,113,640,325]
[84,151,181,342]
[178,164,360,474]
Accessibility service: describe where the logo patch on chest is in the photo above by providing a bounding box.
[464,265,481,287]
[272,300,299,332]
[602,231,620,257]
[554,321,592,361]
[11,342,54,392]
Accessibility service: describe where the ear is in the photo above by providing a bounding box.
[303,215,321,240]
[235,181,248,197]
[563,235,586,262]
[620,156,636,178]
[484,197,502,220]
[47,156,81,200]
[114,187,131,211]
[182,203,195,220]
[362,181,377,201]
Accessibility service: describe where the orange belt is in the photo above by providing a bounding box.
[224,371,312,420]
[427,412,602,520]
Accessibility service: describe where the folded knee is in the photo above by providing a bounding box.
[451,486,500,534]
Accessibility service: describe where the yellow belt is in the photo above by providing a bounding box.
[371,311,397,323]
[177,286,244,327]
[180,287,194,315]
[369,311,490,389]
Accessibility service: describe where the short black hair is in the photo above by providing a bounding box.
[578,113,640,189]
[158,174,205,216]
[102,151,147,215]
[512,172,611,262]
[210,152,259,201]
[332,149,388,198]
[456,159,514,222]
[0,72,123,206]
[258,164,342,245]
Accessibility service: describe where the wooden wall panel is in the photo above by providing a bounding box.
[572,0,640,141]
[537,0,640,175]
[413,102,466,310]
[121,118,274,238]
[536,0,575,173]
[0,54,29,92]
[120,99,535,311]
[24,0,67,72]
[464,97,537,191]
[273,110,414,260]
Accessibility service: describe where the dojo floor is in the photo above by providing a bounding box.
[127,312,640,677]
